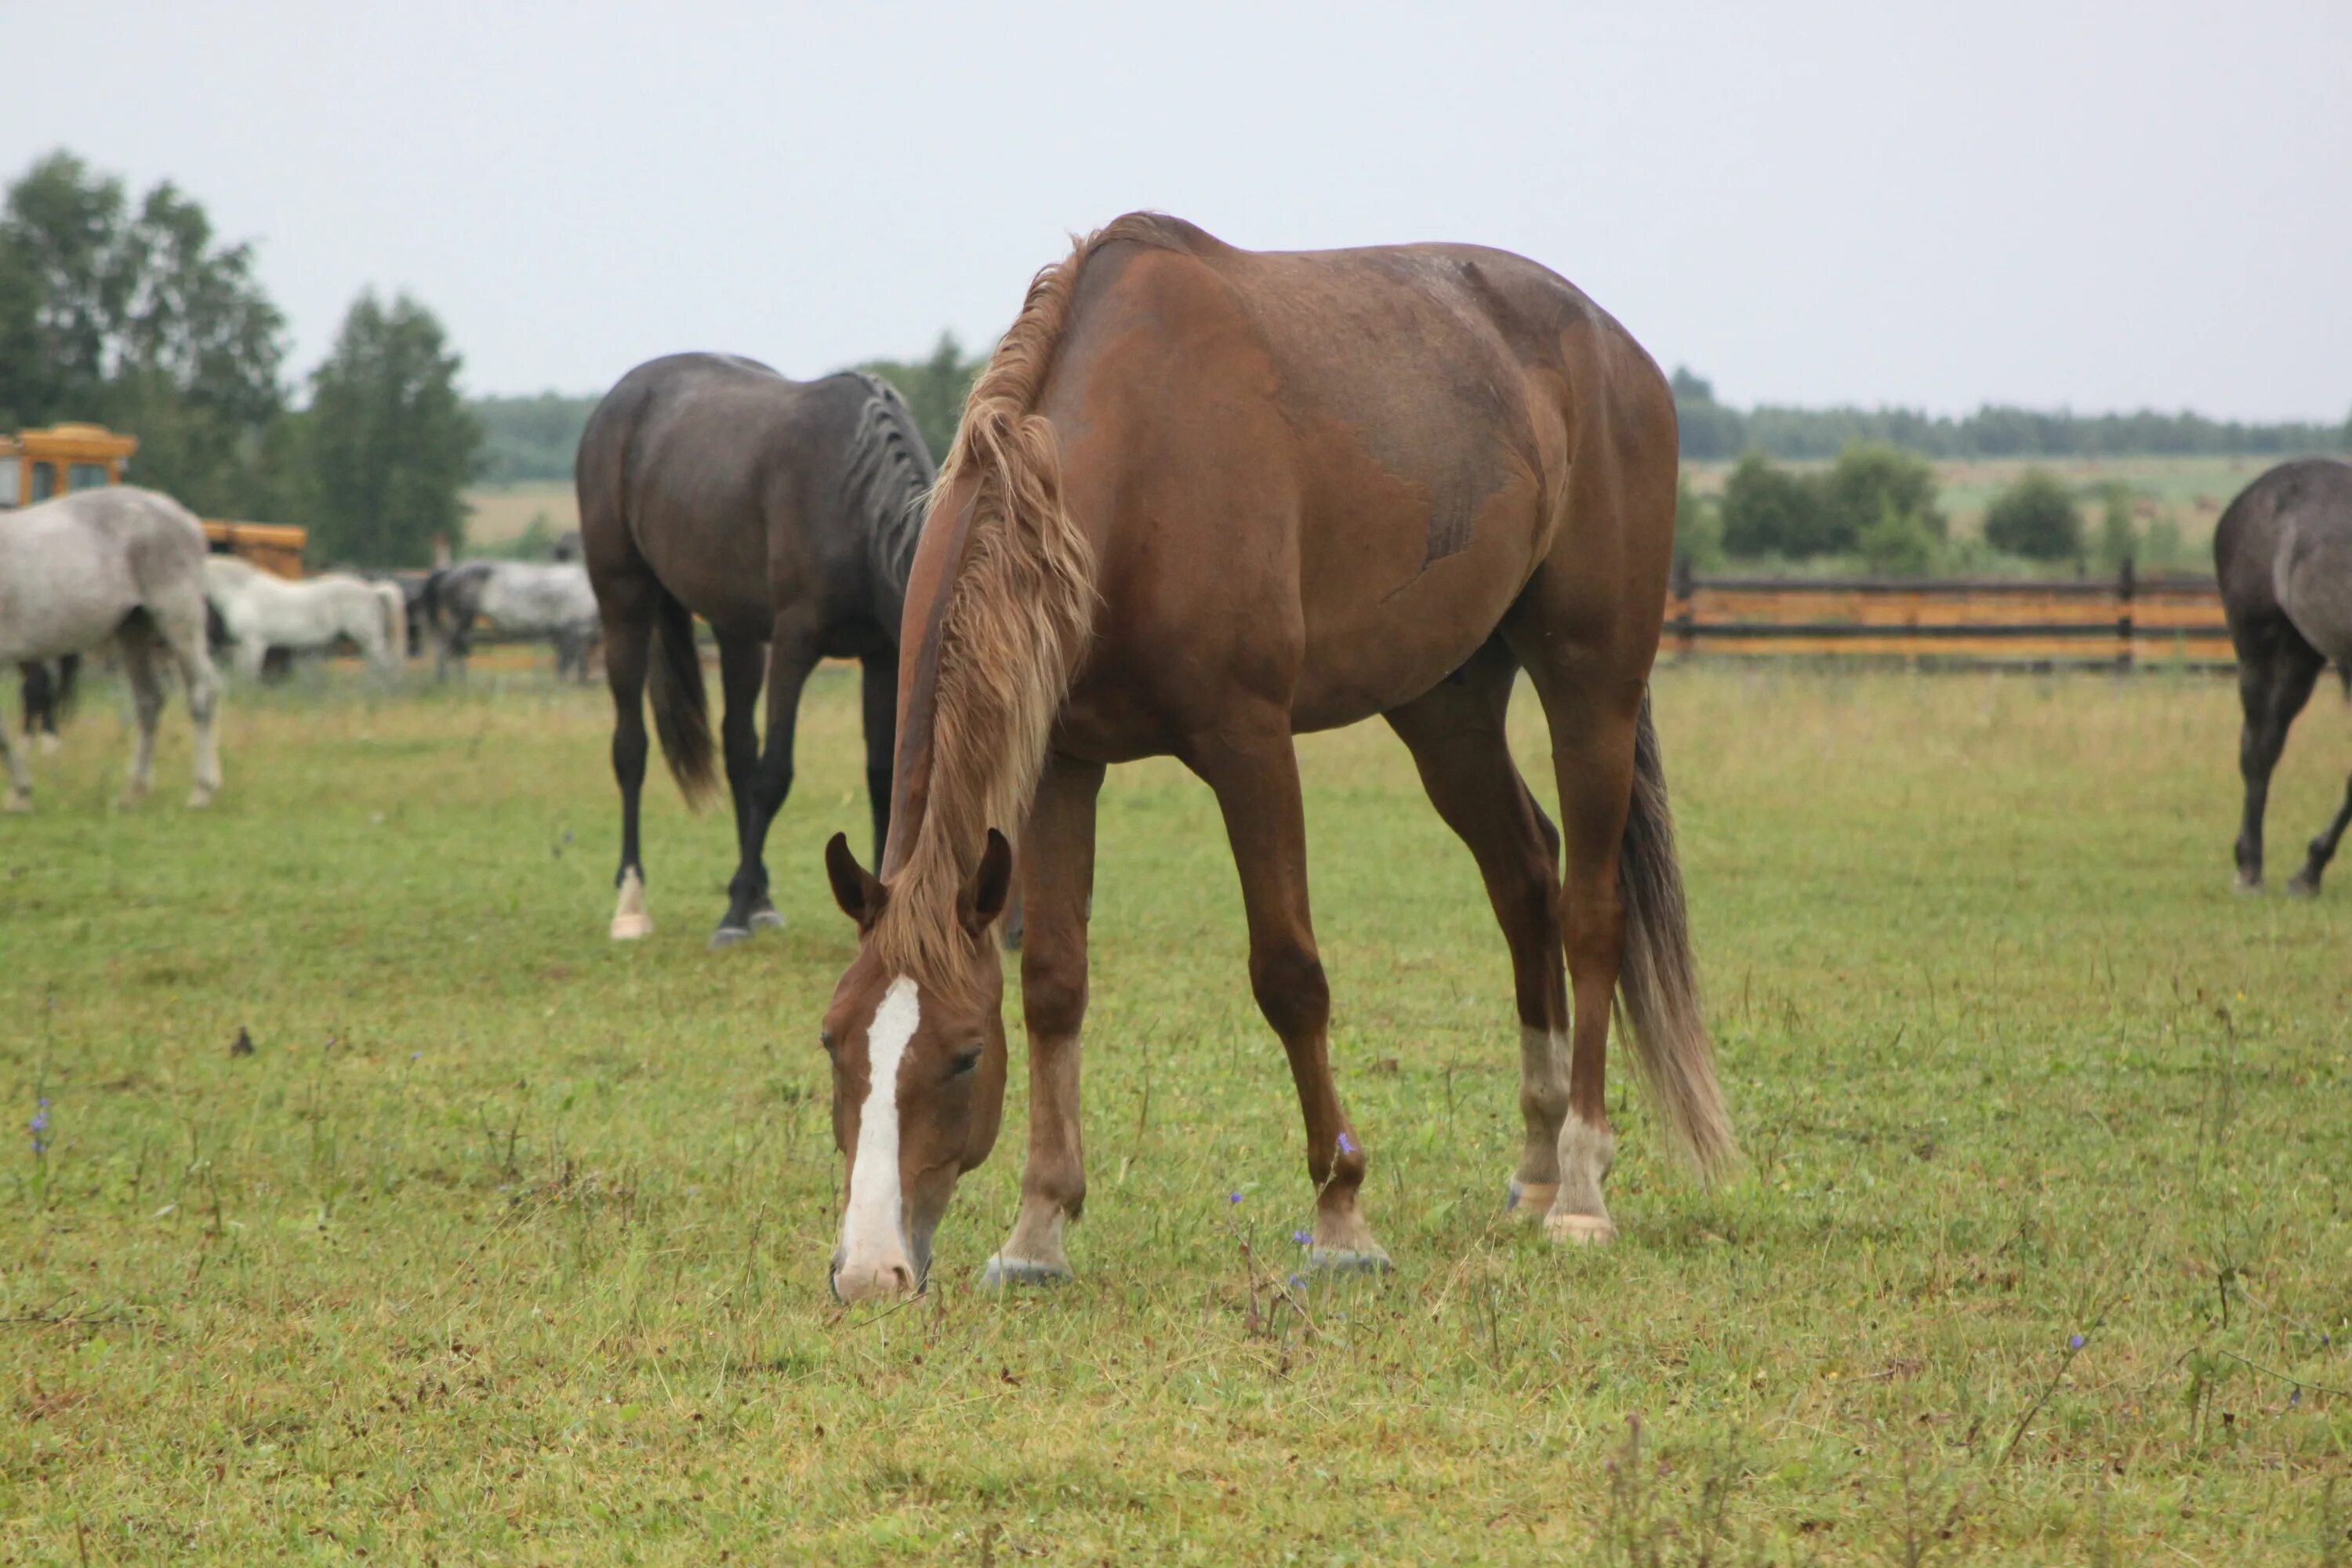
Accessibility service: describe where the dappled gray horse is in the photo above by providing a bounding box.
[2216,457,2352,894]
[0,487,223,810]
[422,560,601,681]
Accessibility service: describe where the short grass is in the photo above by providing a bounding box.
[4,664,2350,1563]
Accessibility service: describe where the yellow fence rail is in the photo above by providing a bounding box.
[1667,562,2231,668]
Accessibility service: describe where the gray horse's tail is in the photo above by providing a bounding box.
[372,581,408,663]
[1616,693,1738,1181]
[647,584,717,810]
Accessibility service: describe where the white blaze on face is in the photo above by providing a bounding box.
[839,977,921,1274]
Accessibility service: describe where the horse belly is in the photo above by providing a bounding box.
[0,530,139,661]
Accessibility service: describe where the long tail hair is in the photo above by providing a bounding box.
[645,583,716,809]
[372,581,408,664]
[1616,693,1738,1179]
[867,221,1166,977]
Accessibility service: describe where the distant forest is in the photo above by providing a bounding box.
[466,354,2350,487]
[1668,369,2349,463]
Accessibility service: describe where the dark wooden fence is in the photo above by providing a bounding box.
[1666,561,2232,669]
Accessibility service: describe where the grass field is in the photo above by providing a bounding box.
[463,483,579,552]
[5,664,2350,1563]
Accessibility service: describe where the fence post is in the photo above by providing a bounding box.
[2116,554,2136,673]
[1671,555,1696,659]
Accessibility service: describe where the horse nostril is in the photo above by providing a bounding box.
[887,1265,915,1296]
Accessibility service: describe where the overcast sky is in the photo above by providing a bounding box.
[6,2,2346,418]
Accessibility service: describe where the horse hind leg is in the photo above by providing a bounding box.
[2287,762,2352,897]
[1383,641,1573,1222]
[2231,622,2323,891]
[0,675,29,810]
[118,619,169,807]
[151,596,223,807]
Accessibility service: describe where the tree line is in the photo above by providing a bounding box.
[0,151,477,567]
[1670,368,2350,463]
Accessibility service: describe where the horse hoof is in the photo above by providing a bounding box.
[2287,873,2321,899]
[748,906,786,931]
[185,789,214,810]
[1544,1213,1617,1247]
[34,735,60,757]
[3,793,30,814]
[708,925,753,950]
[1306,1244,1393,1276]
[978,1255,1073,1290]
[609,913,654,941]
[1504,1179,1559,1218]
[2234,876,2263,896]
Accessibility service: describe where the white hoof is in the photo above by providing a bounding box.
[609,912,653,941]
[185,788,215,810]
[1544,1212,1617,1246]
[978,1255,1073,1290]
[609,869,652,940]
[3,791,30,814]
[749,905,786,931]
[708,924,753,950]
[34,734,61,757]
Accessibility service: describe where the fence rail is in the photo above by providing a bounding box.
[1667,561,2233,668]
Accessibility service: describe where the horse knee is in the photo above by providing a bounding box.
[1022,955,1089,1040]
[1250,943,1328,1039]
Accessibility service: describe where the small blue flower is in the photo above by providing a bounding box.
[1293,1229,1312,1246]
[2068,1334,2085,1350]
[1287,1273,1306,1290]
[410,1052,422,1062]
[2291,1387,2302,1406]
[1227,1191,1243,1204]
[1336,1131,1359,1157]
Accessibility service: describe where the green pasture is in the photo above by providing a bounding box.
[3,663,2349,1563]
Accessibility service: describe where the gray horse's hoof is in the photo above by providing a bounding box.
[748,904,786,931]
[708,924,753,950]
[979,1255,1073,1290]
[1305,1245,1393,1276]
[2234,873,2263,896]
[3,791,31,815]
[2286,872,2321,898]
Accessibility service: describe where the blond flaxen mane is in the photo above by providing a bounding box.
[868,216,1183,979]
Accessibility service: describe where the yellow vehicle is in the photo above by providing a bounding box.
[0,422,307,578]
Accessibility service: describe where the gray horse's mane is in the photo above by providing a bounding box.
[839,372,938,601]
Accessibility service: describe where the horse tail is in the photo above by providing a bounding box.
[373,581,408,663]
[646,583,717,810]
[1615,692,1738,1181]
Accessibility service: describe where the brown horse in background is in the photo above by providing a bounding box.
[578,354,932,947]
[817,214,1736,1302]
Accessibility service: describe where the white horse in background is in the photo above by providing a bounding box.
[204,557,408,681]
[423,560,601,681]
[0,487,223,810]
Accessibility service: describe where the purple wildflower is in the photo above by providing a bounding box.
[2068,1334,2085,1350]
[1287,1273,1306,1290]
[28,1097,49,1156]
[1293,1229,1313,1247]
[1336,1131,1358,1157]
[1227,1190,1243,1204]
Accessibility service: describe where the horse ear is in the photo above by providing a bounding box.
[825,833,885,931]
[959,828,1014,937]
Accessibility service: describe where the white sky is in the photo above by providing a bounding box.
[5,1,2347,418]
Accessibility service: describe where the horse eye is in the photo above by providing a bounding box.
[947,1050,982,1078]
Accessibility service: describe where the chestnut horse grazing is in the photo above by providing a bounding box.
[819,215,1736,1302]
[579,355,934,947]
[2216,457,2352,894]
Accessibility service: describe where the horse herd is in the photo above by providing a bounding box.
[4,213,2349,1306]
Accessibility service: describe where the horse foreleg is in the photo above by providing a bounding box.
[1188,720,1388,1272]
[982,753,1105,1288]
[119,630,167,807]
[714,622,818,948]
[0,689,29,811]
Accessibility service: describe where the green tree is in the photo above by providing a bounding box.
[1983,469,2082,561]
[303,291,480,566]
[2092,483,2140,571]
[857,332,986,461]
[1672,468,1724,571]
[1719,450,1835,558]
[0,151,286,514]
[1670,365,1746,460]
[1821,442,1944,546]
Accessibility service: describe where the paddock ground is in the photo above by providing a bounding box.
[3,665,2348,1563]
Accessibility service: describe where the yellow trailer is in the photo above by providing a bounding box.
[0,422,307,578]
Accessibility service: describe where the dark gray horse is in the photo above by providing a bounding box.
[577,355,931,947]
[2216,457,2352,895]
